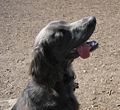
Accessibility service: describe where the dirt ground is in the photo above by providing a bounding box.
[0,0,120,109]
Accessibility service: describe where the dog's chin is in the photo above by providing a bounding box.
[66,40,98,64]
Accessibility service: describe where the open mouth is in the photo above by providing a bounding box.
[64,16,98,62]
[76,40,98,59]
[68,40,98,60]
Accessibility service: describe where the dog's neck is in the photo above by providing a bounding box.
[32,61,73,89]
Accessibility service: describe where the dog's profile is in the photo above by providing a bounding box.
[12,16,97,110]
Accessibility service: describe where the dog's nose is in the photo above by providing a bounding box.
[89,16,96,24]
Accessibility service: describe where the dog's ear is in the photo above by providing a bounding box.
[29,47,42,82]
[30,47,42,77]
[29,45,62,86]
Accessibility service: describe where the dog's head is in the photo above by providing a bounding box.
[30,16,97,85]
[35,16,97,63]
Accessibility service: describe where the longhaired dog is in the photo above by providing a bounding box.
[12,16,97,110]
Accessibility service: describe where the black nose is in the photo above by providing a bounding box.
[89,16,96,25]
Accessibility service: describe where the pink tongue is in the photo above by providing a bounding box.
[76,44,90,59]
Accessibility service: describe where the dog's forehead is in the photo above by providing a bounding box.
[34,21,72,48]
[48,20,68,26]
[46,20,69,30]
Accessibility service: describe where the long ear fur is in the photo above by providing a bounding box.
[29,46,62,87]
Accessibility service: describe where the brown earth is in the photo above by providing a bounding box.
[0,0,120,109]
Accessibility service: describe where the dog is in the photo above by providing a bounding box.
[12,16,97,110]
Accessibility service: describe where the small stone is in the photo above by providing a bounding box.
[83,70,87,73]
[92,97,97,101]
[6,69,11,72]
[102,90,106,93]
[94,68,98,70]
[91,104,98,108]
[107,90,114,96]
[16,59,20,63]
[117,104,120,107]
